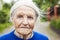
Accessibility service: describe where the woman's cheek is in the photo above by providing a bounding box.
[29,20,35,29]
[13,19,20,28]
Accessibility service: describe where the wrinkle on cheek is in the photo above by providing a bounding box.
[13,19,19,28]
[29,20,35,29]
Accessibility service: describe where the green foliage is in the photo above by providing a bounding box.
[50,18,60,30]
[0,10,7,23]
[0,2,12,32]
[41,3,51,11]
[40,16,47,22]
[3,3,11,10]
[33,0,60,11]
[0,2,12,23]
[0,22,12,32]
[33,0,42,8]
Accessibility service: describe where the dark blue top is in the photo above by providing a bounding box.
[0,31,49,40]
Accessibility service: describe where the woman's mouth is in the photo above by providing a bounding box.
[20,27,30,29]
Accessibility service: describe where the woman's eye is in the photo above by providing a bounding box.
[28,16,33,19]
[17,15,23,18]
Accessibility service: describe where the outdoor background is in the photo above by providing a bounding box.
[0,0,60,40]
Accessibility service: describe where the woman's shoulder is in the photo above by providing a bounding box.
[0,31,14,40]
[33,31,49,40]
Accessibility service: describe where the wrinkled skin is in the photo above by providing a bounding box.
[12,6,36,35]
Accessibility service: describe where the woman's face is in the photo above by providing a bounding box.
[12,6,36,35]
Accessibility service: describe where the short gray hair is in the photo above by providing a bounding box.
[10,0,40,21]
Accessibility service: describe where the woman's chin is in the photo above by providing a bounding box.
[16,28,32,35]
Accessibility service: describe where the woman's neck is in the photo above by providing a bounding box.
[14,31,32,39]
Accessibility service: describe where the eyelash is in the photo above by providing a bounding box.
[18,15,23,18]
[28,16,33,19]
[17,15,33,19]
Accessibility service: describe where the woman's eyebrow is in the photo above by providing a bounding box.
[16,12,24,15]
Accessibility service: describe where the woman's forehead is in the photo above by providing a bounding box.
[13,6,36,15]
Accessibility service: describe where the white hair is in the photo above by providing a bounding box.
[10,0,40,21]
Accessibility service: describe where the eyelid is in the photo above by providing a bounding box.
[28,16,33,19]
[17,15,23,18]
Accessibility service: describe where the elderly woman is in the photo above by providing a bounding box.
[0,0,48,40]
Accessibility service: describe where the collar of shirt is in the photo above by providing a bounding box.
[14,31,34,39]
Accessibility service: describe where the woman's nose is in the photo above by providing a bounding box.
[22,17,28,25]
